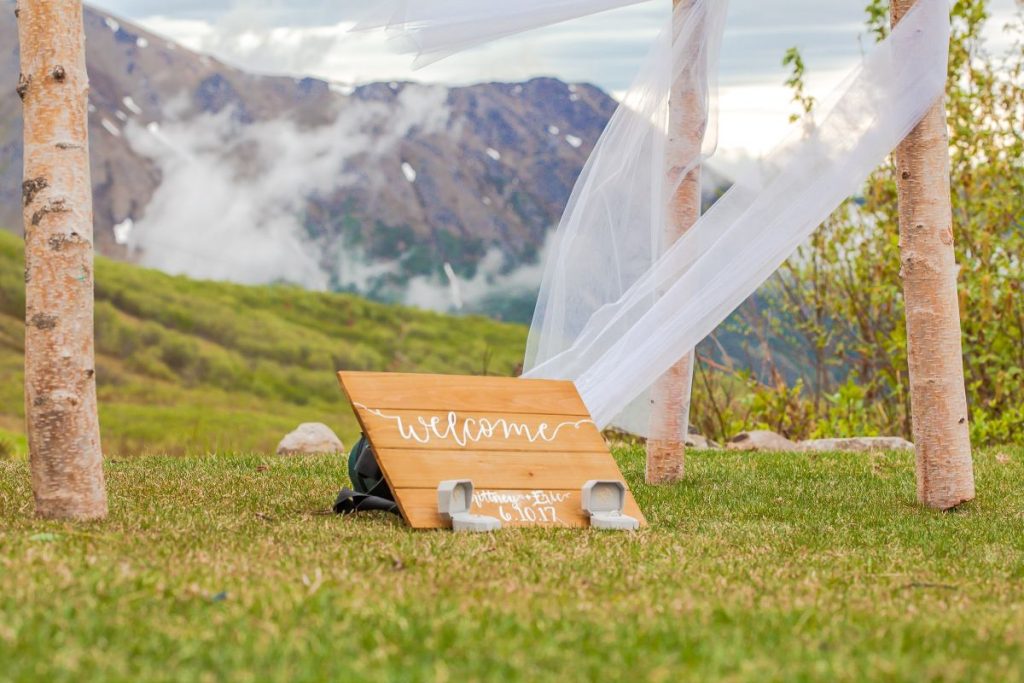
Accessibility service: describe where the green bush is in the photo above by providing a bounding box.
[0,228,527,456]
[694,0,1024,447]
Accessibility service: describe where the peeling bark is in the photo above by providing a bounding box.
[22,177,47,206]
[891,0,974,510]
[646,0,703,485]
[31,199,70,226]
[18,0,107,520]
[16,73,30,100]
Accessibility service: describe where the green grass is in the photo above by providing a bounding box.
[0,230,527,456]
[2,447,1022,682]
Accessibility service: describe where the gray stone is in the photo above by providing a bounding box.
[276,423,344,456]
[726,430,800,452]
[800,437,914,453]
[685,433,721,449]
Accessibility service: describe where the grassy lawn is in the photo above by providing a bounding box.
[1,447,1022,682]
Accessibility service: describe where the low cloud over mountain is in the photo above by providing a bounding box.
[1,3,727,319]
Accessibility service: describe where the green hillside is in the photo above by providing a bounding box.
[0,230,527,457]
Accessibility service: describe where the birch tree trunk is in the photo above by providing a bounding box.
[891,0,975,510]
[17,0,107,519]
[646,0,702,485]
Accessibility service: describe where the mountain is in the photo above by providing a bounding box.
[0,4,619,314]
[0,229,526,457]
[1,4,731,320]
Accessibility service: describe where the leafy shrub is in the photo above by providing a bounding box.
[0,225,527,455]
[695,0,1024,447]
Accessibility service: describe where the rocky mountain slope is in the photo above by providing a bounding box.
[0,4,630,312]
[1,4,730,318]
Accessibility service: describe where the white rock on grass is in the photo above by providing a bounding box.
[726,430,800,452]
[800,437,914,453]
[685,433,720,449]
[276,423,344,456]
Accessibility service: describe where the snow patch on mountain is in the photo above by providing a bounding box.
[122,96,143,115]
[404,234,556,314]
[101,119,121,137]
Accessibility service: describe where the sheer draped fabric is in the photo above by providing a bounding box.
[354,0,951,433]
[354,0,652,67]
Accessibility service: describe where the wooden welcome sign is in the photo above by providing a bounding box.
[337,372,645,529]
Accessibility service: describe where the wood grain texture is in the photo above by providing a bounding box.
[339,372,591,416]
[398,488,646,529]
[357,408,606,452]
[381,450,623,489]
[339,371,645,529]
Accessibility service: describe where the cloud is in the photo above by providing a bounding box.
[402,233,557,315]
[118,76,552,314]
[102,0,998,161]
[96,0,1021,99]
[127,16,216,51]
[98,0,874,90]
[122,84,451,289]
[96,0,1024,299]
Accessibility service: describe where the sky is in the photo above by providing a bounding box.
[90,0,1020,163]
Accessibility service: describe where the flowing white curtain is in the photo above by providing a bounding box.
[523,0,728,437]
[354,0,652,67]
[355,0,951,432]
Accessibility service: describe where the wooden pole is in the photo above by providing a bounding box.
[646,0,702,485]
[17,0,107,519]
[890,0,975,510]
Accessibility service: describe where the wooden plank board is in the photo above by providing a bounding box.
[357,408,607,452]
[398,488,645,529]
[338,371,646,529]
[338,371,590,415]
[381,450,624,489]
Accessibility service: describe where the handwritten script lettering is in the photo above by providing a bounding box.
[473,490,572,506]
[354,403,595,446]
[474,489,572,524]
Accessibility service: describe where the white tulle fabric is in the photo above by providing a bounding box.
[357,0,951,432]
[355,0,652,67]
[524,0,729,438]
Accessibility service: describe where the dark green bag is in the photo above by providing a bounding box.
[332,434,399,515]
